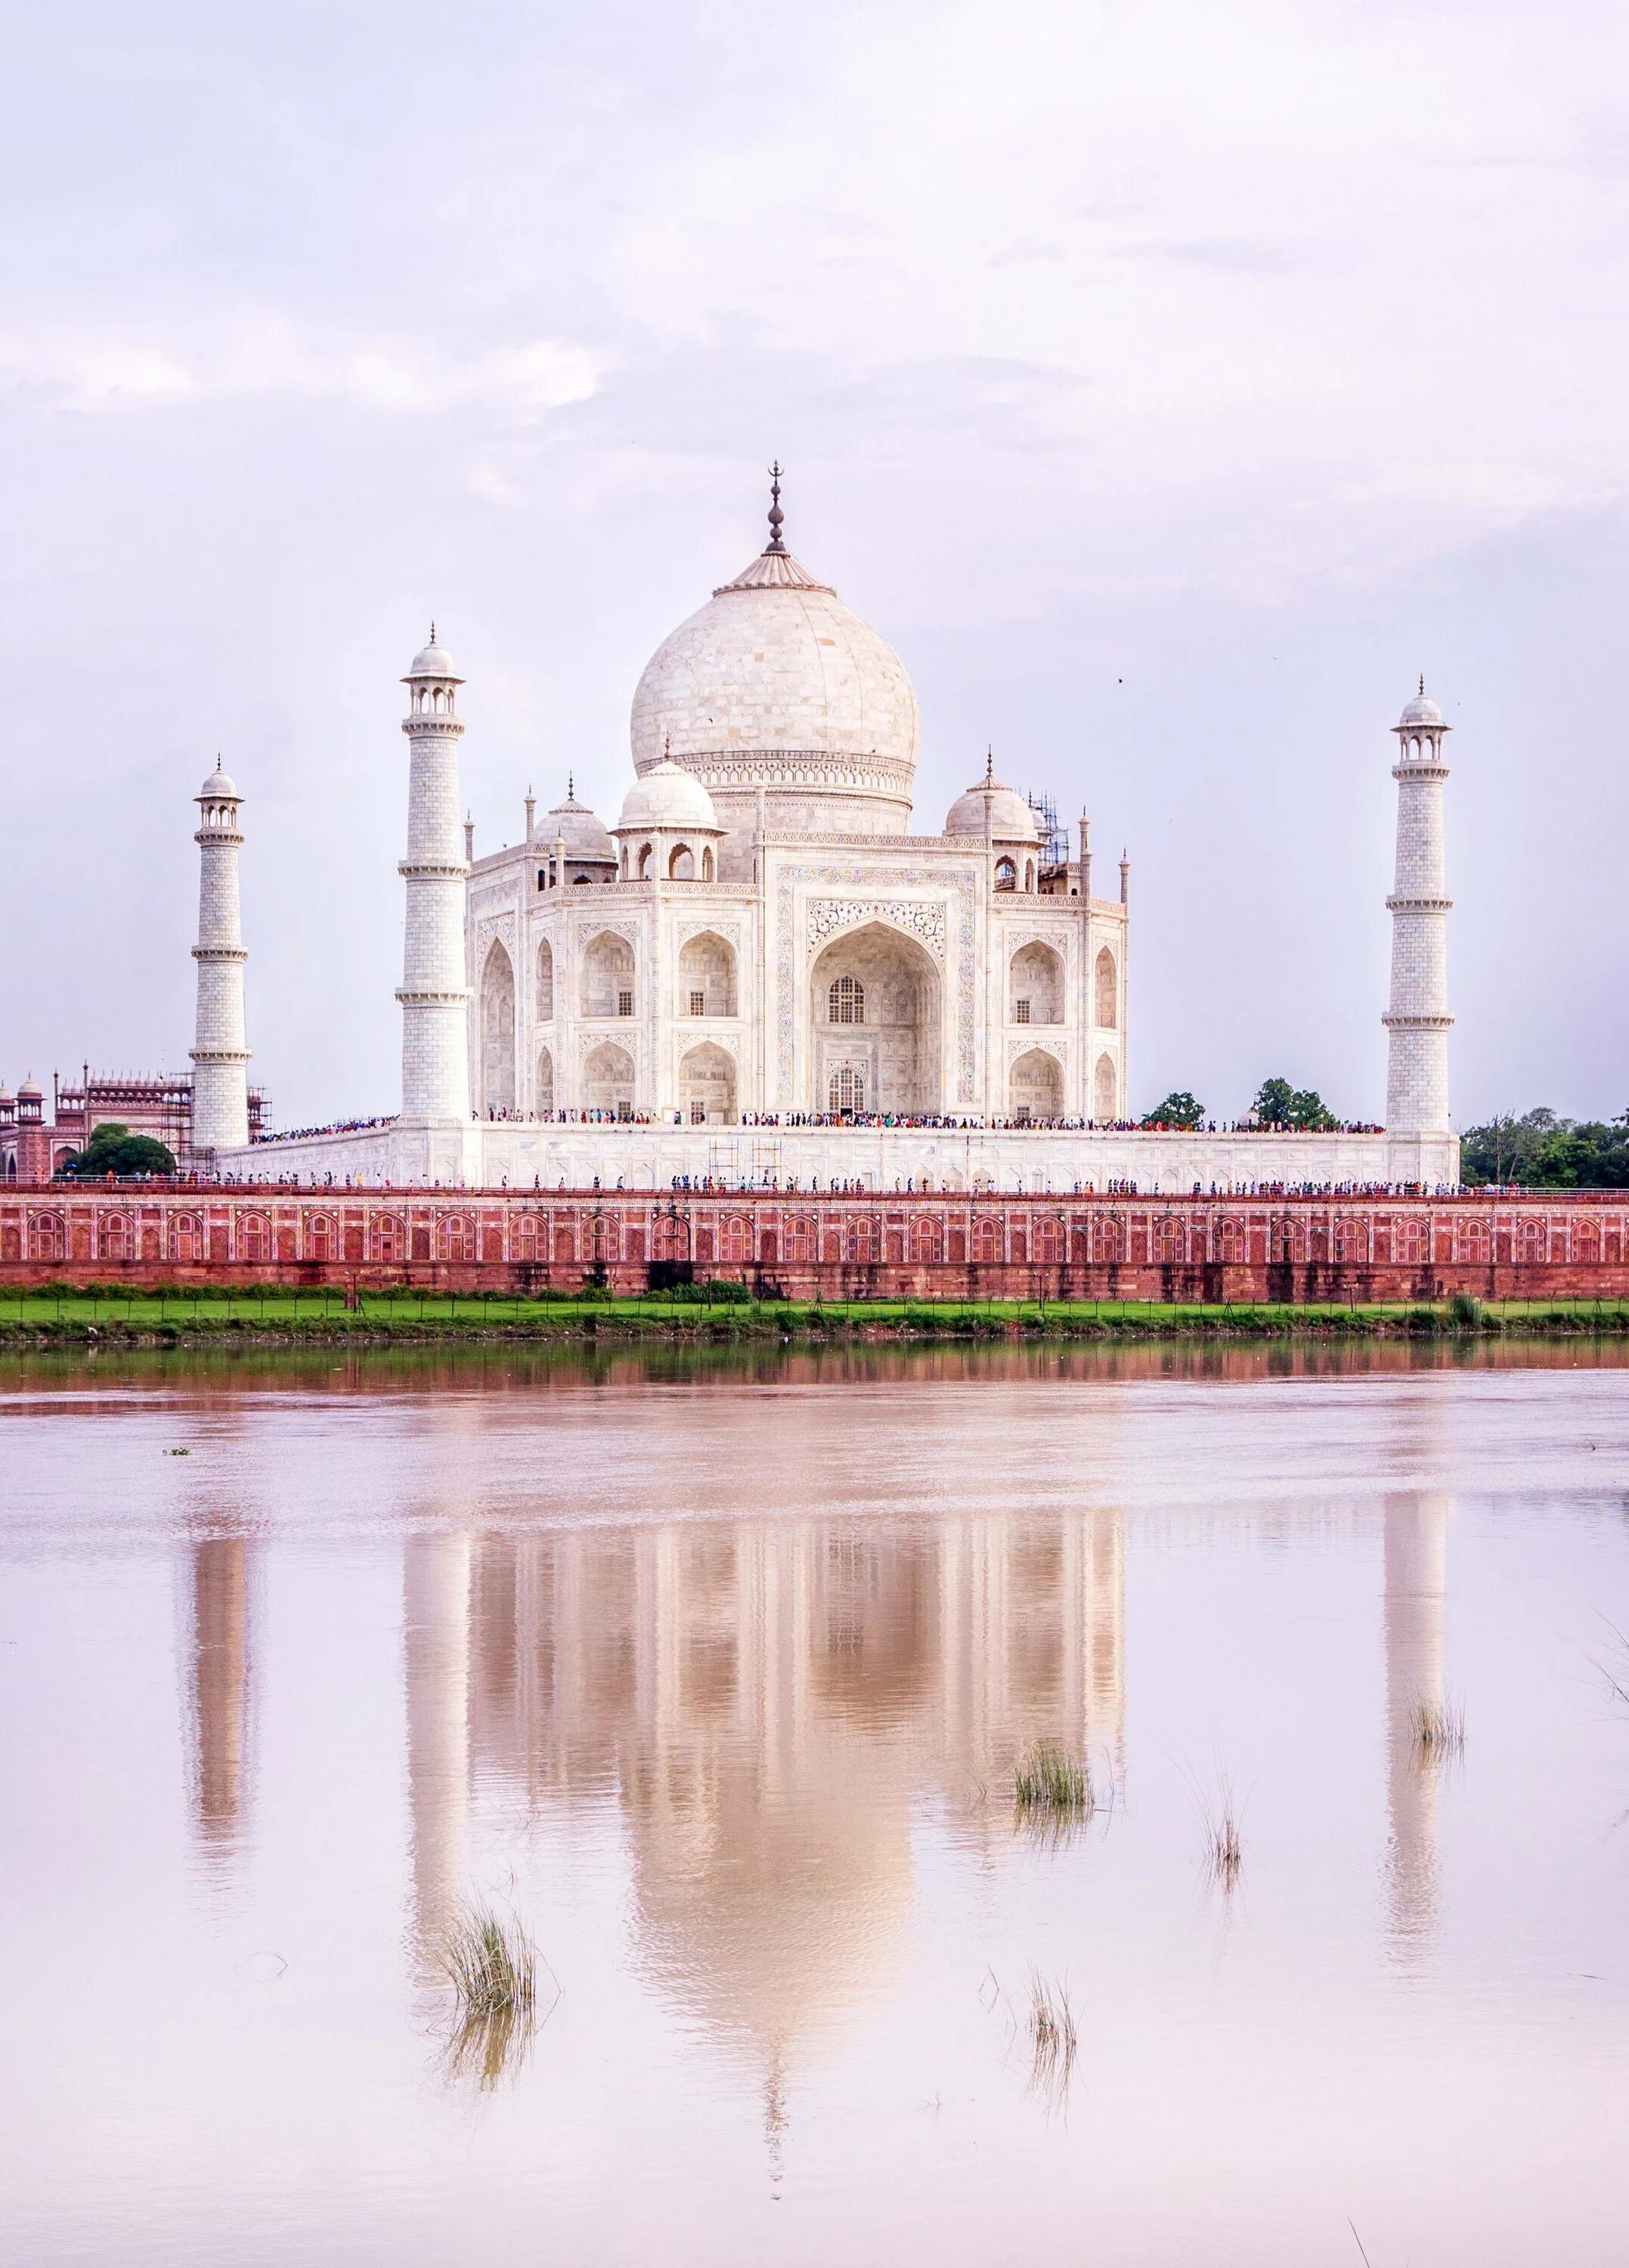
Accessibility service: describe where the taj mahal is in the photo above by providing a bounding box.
[193,472,1460,1192]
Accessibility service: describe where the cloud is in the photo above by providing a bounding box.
[0,319,602,418]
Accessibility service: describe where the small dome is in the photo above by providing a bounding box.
[404,625,461,682]
[944,776,1039,842]
[545,792,616,862]
[17,1077,41,1100]
[1398,684,1444,727]
[617,759,720,833]
[0,1086,14,1106]
[197,762,240,801]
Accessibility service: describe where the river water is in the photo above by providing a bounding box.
[2,1343,1627,2265]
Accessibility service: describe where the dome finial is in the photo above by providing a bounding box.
[765,461,786,555]
[984,745,995,786]
[1419,672,1426,697]
[568,771,574,800]
[664,733,671,760]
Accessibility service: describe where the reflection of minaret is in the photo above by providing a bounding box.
[404,1536,472,1975]
[937,1507,1126,1792]
[1383,1492,1450,1949]
[185,1538,255,1867]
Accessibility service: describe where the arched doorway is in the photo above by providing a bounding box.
[480,942,516,1113]
[1010,1049,1063,1123]
[809,922,941,1116]
[537,1046,554,1118]
[1094,1052,1117,1122]
[678,1043,736,1125]
[583,1042,634,1119]
[678,931,737,1018]
[1009,941,1064,1024]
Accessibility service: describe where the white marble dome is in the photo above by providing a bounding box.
[944,776,1039,841]
[197,762,240,801]
[617,758,720,834]
[544,791,616,861]
[405,631,460,681]
[630,546,919,798]
[1398,689,1445,727]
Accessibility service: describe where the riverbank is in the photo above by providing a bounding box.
[5,1287,1629,1345]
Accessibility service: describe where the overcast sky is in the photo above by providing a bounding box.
[2,0,1624,1130]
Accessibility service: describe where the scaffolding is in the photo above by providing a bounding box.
[1027,789,1070,872]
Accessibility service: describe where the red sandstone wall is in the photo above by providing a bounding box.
[2,1185,1627,1301]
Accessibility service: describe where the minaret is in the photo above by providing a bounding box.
[190,759,250,1154]
[398,627,471,1123]
[1383,682,1453,1153]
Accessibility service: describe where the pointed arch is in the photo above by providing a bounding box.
[678,1042,736,1125]
[1095,946,1118,1028]
[480,940,517,1112]
[1094,1051,1116,1123]
[679,931,738,1017]
[1009,1049,1063,1123]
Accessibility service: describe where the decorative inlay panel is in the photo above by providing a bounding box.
[806,899,946,961]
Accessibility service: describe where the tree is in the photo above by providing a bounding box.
[1141,1091,1206,1131]
[1460,1108,1629,1188]
[65,1121,177,1179]
[1252,1076,1339,1131]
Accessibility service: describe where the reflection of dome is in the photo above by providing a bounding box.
[630,1741,912,2062]
[544,791,615,861]
[629,492,919,844]
[944,776,1039,841]
[617,758,720,833]
[197,761,240,800]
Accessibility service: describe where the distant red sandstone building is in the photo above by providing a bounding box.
[0,1071,269,1183]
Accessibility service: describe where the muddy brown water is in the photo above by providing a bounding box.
[2,1343,1626,2264]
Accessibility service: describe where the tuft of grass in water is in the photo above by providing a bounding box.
[1206,1804,1243,1890]
[1014,1739,1093,1814]
[1182,1763,1244,1892]
[1447,1290,1483,1331]
[441,1904,539,2087]
[1027,1969,1079,2105]
[1412,1695,1466,1758]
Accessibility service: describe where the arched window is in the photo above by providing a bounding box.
[581,931,635,1019]
[636,842,653,879]
[828,974,864,1025]
[668,842,695,880]
[1094,1052,1116,1123]
[680,931,738,1018]
[828,1065,865,1113]
[701,847,715,880]
[536,1047,554,1117]
[536,939,554,1022]
[1009,1050,1063,1124]
[1009,942,1064,1024]
[994,857,1017,891]
[1024,860,1036,891]
[480,942,517,1114]
[1095,946,1117,1028]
